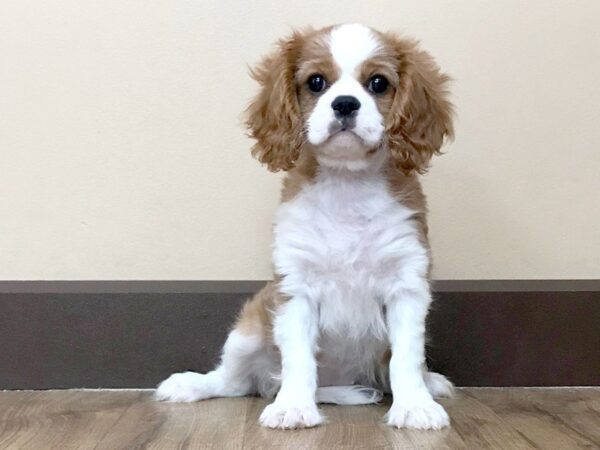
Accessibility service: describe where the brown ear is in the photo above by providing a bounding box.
[245,31,306,172]
[386,37,454,175]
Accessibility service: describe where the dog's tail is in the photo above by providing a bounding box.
[315,386,383,405]
[314,372,454,405]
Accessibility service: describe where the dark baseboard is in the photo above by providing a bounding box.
[1,280,598,389]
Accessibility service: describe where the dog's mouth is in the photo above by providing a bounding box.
[328,118,357,135]
[314,118,382,160]
[324,129,363,146]
[324,127,381,153]
[324,119,365,146]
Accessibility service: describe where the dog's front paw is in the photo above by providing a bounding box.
[386,398,449,430]
[155,371,206,402]
[259,402,324,429]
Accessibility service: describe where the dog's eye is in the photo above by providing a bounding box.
[307,74,327,93]
[367,75,389,94]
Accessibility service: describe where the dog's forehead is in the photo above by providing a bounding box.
[327,24,381,75]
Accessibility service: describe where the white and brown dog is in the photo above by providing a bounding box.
[156,23,455,430]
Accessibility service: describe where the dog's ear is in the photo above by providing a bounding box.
[245,31,306,172]
[385,36,454,175]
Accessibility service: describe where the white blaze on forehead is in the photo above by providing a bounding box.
[328,24,380,75]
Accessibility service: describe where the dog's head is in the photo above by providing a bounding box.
[246,24,453,174]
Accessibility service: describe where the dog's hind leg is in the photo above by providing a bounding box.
[155,329,263,402]
[155,283,279,403]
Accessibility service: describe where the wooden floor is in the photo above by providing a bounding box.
[0,389,599,449]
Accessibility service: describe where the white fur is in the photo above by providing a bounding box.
[155,330,261,402]
[329,24,381,74]
[384,283,449,429]
[267,154,448,429]
[424,370,456,398]
[259,295,324,428]
[316,386,383,405]
[156,24,452,431]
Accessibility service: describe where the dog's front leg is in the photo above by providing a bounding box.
[259,296,323,429]
[385,280,450,430]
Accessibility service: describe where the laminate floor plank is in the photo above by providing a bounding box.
[0,391,140,450]
[445,391,532,450]
[1,389,599,449]
[95,394,249,450]
[470,388,600,449]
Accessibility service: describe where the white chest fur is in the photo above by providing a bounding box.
[273,167,428,342]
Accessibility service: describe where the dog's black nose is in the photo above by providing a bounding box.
[331,95,361,117]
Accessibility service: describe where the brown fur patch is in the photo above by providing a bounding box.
[280,150,318,203]
[378,33,454,176]
[235,280,283,338]
[384,165,432,276]
[245,27,335,173]
[358,54,400,89]
[295,29,338,125]
[357,53,400,146]
[245,30,310,172]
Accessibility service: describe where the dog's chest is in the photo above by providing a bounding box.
[274,173,416,280]
[273,172,419,337]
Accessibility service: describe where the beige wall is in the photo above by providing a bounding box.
[1,0,599,280]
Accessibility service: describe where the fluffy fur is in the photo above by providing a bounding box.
[156,23,455,430]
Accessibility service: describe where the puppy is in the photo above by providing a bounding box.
[156,23,455,430]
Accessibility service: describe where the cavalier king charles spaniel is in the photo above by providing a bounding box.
[156,23,455,430]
